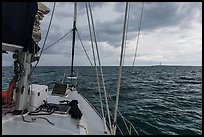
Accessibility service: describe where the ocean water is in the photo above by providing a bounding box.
[2,66,202,135]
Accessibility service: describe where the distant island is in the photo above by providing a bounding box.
[151,63,182,66]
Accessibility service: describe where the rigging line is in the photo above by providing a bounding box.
[83,87,136,135]
[43,29,73,51]
[32,117,55,125]
[76,29,93,66]
[30,2,56,75]
[86,3,98,67]
[113,2,130,135]
[88,2,112,134]
[110,4,131,119]
[132,2,144,67]
[83,89,124,135]
[85,2,107,133]
[122,2,131,66]
[116,6,139,133]
[84,87,138,135]
[107,92,139,135]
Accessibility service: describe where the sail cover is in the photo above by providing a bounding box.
[2,2,38,53]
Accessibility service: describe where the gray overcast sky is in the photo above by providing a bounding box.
[2,2,202,66]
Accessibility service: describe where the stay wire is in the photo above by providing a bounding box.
[132,2,144,67]
[43,29,73,51]
[76,29,93,66]
[86,2,108,133]
[113,2,129,135]
[88,2,112,134]
[122,2,131,66]
[30,2,56,76]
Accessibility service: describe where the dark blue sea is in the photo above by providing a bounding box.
[2,66,202,135]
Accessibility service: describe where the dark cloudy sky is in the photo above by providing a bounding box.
[2,2,202,66]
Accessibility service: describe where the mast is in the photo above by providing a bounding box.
[70,2,77,77]
[13,51,32,114]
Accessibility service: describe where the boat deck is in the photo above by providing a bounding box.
[2,87,110,135]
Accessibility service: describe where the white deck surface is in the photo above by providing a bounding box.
[2,88,110,135]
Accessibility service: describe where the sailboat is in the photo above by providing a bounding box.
[2,2,139,135]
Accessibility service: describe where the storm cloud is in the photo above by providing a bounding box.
[2,2,202,66]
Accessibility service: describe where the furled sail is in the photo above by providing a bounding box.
[32,2,50,43]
